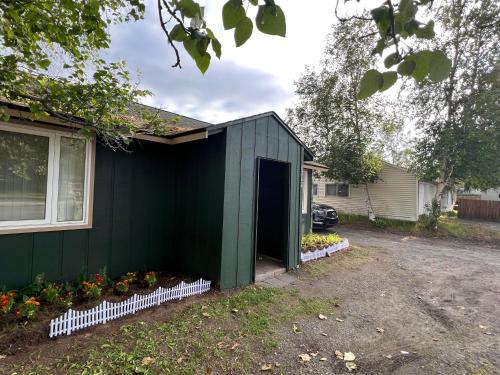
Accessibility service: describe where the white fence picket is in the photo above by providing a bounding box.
[48,278,211,338]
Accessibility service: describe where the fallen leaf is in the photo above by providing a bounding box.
[260,364,272,371]
[320,357,327,361]
[293,324,302,334]
[376,327,384,333]
[336,318,344,322]
[321,332,328,337]
[299,353,311,362]
[202,312,210,318]
[345,362,357,371]
[231,308,239,313]
[141,357,155,366]
[384,354,392,359]
[310,352,319,358]
[479,325,488,330]
[484,332,494,336]
[335,350,344,360]
[318,314,328,320]
[0,355,6,360]
[230,343,240,351]
[216,341,225,348]
[275,362,281,367]
[344,352,355,361]
[417,295,423,300]
[205,368,213,374]
[177,357,184,364]
[432,337,439,341]
[400,351,409,355]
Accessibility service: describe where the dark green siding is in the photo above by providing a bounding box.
[220,115,303,289]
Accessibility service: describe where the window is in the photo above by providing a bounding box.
[302,170,308,213]
[325,183,337,196]
[325,182,350,197]
[0,123,94,233]
[312,184,318,196]
[337,183,349,197]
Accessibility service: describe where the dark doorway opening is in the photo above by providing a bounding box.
[254,158,290,281]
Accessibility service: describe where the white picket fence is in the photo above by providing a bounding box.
[49,278,211,338]
[301,238,350,262]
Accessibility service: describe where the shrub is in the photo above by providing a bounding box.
[57,291,74,309]
[41,282,61,303]
[444,210,458,218]
[301,233,342,252]
[371,218,388,229]
[82,281,102,300]
[144,272,157,287]
[122,272,138,284]
[0,292,16,314]
[16,296,40,320]
[114,281,129,295]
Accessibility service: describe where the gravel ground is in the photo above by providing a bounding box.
[264,228,500,374]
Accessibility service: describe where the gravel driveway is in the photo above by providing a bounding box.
[267,228,500,374]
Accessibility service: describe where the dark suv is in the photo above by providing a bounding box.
[312,202,339,229]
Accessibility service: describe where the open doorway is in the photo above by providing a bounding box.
[254,158,290,282]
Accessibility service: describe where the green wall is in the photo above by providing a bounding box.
[220,115,303,289]
[0,136,226,290]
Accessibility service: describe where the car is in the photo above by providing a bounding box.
[312,202,339,229]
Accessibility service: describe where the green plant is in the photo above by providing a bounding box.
[114,281,129,295]
[122,272,138,284]
[41,282,61,303]
[82,281,102,300]
[301,233,343,252]
[16,296,40,320]
[57,291,74,309]
[0,291,16,314]
[424,198,441,231]
[144,272,157,288]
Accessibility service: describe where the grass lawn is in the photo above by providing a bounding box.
[337,212,500,243]
[3,287,340,375]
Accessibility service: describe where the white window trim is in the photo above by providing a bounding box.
[302,170,309,214]
[0,121,95,234]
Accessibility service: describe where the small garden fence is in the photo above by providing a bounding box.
[458,199,500,222]
[49,278,211,338]
[301,238,350,262]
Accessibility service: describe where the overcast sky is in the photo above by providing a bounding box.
[106,0,339,124]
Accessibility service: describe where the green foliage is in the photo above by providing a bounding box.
[423,198,441,232]
[234,17,254,47]
[255,4,286,37]
[301,233,343,252]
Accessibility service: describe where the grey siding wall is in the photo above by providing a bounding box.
[220,115,303,289]
[314,163,419,221]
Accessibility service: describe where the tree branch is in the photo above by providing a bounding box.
[157,0,182,69]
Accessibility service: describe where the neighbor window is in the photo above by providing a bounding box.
[0,123,94,232]
[312,183,318,196]
[325,183,349,197]
[325,183,337,196]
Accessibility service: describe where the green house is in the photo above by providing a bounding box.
[0,102,314,290]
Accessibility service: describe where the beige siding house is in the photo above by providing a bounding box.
[313,162,454,222]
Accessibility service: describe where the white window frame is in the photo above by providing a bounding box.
[302,170,309,214]
[0,122,95,234]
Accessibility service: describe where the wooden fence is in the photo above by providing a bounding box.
[49,278,211,338]
[457,199,500,222]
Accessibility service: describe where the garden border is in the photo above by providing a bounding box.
[300,238,350,262]
[49,278,211,338]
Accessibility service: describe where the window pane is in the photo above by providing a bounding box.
[312,184,318,196]
[326,184,337,196]
[338,184,349,197]
[0,130,49,221]
[58,137,86,222]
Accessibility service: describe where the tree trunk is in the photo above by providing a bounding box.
[364,182,376,221]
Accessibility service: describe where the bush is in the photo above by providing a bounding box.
[41,282,61,303]
[82,281,102,299]
[114,281,129,295]
[16,296,40,320]
[0,292,16,314]
[122,272,138,284]
[444,210,458,218]
[144,272,157,287]
[301,233,342,252]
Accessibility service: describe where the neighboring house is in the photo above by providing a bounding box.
[301,161,329,233]
[458,187,500,202]
[313,162,455,222]
[0,102,314,290]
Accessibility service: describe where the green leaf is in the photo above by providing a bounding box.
[429,50,452,82]
[39,58,51,69]
[207,28,222,58]
[178,0,201,18]
[222,0,245,30]
[357,69,383,100]
[248,0,258,5]
[384,53,399,69]
[183,38,200,60]
[380,71,397,91]
[195,52,211,74]
[371,6,390,37]
[373,39,385,56]
[399,0,417,18]
[255,5,286,37]
[415,20,435,39]
[404,20,419,36]
[407,50,432,81]
[234,17,253,47]
[397,59,416,76]
[170,25,187,42]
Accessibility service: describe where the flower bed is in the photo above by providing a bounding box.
[300,233,350,262]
